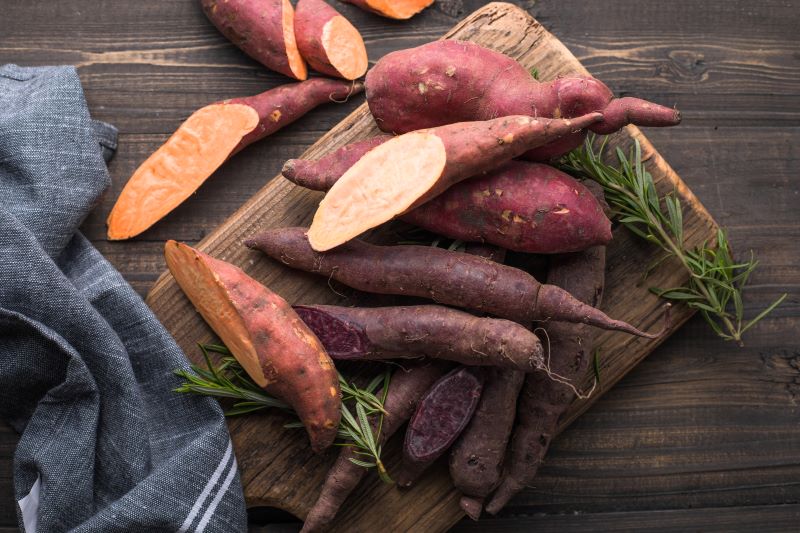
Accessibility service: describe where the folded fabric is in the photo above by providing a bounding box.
[0,64,247,532]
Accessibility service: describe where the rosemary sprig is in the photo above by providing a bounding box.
[175,343,392,481]
[560,136,786,345]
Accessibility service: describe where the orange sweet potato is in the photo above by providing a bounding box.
[200,0,307,79]
[106,78,361,240]
[295,0,368,80]
[340,0,433,19]
[306,113,602,251]
[164,241,341,453]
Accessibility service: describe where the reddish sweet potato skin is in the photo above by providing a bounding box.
[200,0,302,79]
[486,245,606,514]
[246,228,656,338]
[294,0,366,80]
[399,366,486,487]
[365,40,680,160]
[228,78,363,152]
[282,135,393,190]
[302,361,450,533]
[282,139,611,253]
[449,367,524,519]
[165,241,341,452]
[293,304,545,372]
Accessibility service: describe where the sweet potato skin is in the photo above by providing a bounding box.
[200,0,306,79]
[399,366,486,487]
[365,40,680,160]
[228,78,363,151]
[282,139,611,253]
[295,0,367,80]
[164,241,341,452]
[294,304,545,371]
[282,135,392,190]
[341,0,433,20]
[486,245,606,514]
[450,367,524,519]
[246,228,658,337]
[302,360,450,533]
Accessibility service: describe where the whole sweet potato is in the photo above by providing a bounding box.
[306,113,602,251]
[164,241,341,452]
[294,304,545,371]
[365,40,681,160]
[283,141,611,253]
[200,0,307,79]
[246,228,663,338]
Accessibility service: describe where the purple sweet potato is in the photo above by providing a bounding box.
[302,360,450,532]
[398,366,486,487]
[295,0,368,80]
[246,228,663,338]
[365,40,681,160]
[283,141,611,253]
[200,0,307,80]
[306,113,603,251]
[293,304,545,372]
[486,245,606,514]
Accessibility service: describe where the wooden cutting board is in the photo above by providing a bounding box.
[146,2,719,531]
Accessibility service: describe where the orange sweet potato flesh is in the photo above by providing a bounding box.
[200,0,307,80]
[106,78,362,240]
[341,0,433,19]
[295,0,368,80]
[307,113,602,251]
[164,240,341,453]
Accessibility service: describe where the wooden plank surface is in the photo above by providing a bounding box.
[141,3,720,531]
[1,0,798,531]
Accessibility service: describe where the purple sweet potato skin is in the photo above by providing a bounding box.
[365,40,680,160]
[227,78,363,151]
[293,304,545,371]
[200,0,301,79]
[283,140,611,253]
[449,367,524,516]
[282,135,393,190]
[399,366,486,487]
[302,361,450,533]
[486,245,606,514]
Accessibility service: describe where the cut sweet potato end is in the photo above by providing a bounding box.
[283,0,308,80]
[164,241,269,388]
[107,103,259,240]
[367,0,433,19]
[307,132,446,251]
[322,16,368,80]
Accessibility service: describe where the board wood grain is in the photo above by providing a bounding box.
[145,3,719,531]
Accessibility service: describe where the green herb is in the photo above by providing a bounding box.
[175,343,392,481]
[560,136,786,345]
[530,67,540,80]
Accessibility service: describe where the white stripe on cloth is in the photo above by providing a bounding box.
[194,456,238,533]
[18,475,41,533]
[178,440,233,533]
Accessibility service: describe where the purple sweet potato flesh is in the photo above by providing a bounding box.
[365,40,680,161]
[294,304,545,372]
[398,366,486,487]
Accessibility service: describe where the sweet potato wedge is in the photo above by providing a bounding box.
[295,0,368,80]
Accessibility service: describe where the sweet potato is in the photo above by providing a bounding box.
[306,113,603,251]
[365,40,681,160]
[295,0,368,80]
[164,241,340,452]
[283,140,611,253]
[340,0,433,20]
[486,245,606,514]
[398,366,485,487]
[302,361,450,532]
[200,0,307,79]
[293,305,544,371]
[449,367,524,519]
[107,78,361,240]
[245,227,663,337]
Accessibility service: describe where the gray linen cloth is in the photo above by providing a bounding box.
[0,64,248,532]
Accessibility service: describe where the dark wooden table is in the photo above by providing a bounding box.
[2,0,799,531]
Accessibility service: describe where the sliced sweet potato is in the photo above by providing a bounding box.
[164,240,341,452]
[295,0,368,80]
[341,0,433,20]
